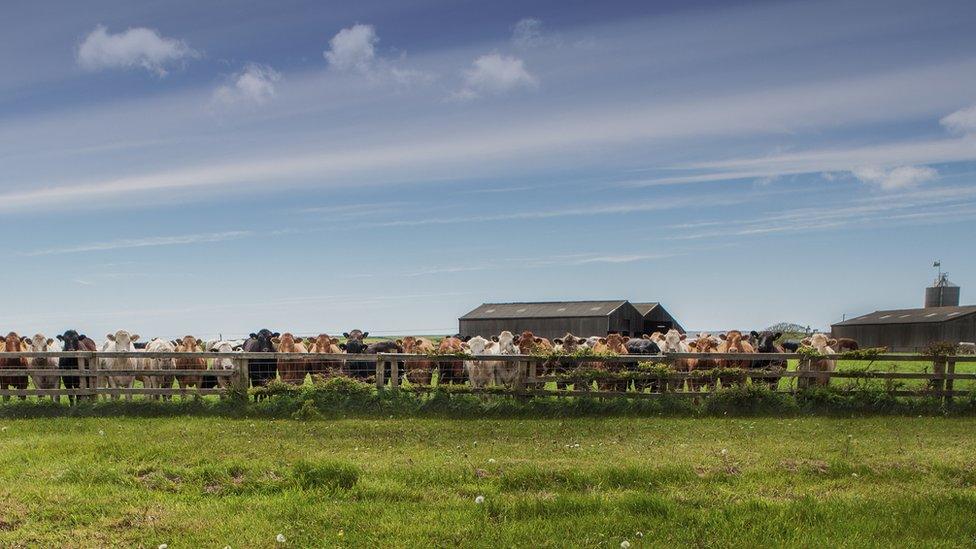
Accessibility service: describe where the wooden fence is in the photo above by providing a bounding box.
[0,351,974,401]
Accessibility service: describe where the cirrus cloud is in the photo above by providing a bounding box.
[213,63,281,105]
[324,24,377,72]
[941,104,976,135]
[850,165,938,190]
[77,24,197,76]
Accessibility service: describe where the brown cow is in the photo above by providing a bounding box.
[552,333,587,390]
[717,330,754,388]
[0,332,28,400]
[686,335,719,392]
[276,333,308,384]
[797,333,837,389]
[400,336,435,385]
[174,336,207,390]
[437,336,467,385]
[592,333,629,392]
[306,334,345,379]
[515,331,553,388]
[833,338,859,353]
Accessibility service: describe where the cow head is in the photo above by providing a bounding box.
[26,334,54,352]
[604,333,628,354]
[58,330,86,351]
[308,334,338,352]
[208,340,235,353]
[341,338,368,354]
[276,333,302,353]
[400,336,424,354]
[343,329,368,341]
[803,333,836,353]
[688,336,719,353]
[661,329,686,353]
[249,329,279,352]
[438,336,463,353]
[495,331,518,354]
[463,336,490,355]
[175,335,202,352]
[753,331,783,353]
[4,332,25,352]
[554,333,584,353]
[719,330,749,352]
[106,330,139,349]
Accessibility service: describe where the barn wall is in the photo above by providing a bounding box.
[459,317,610,341]
[608,304,645,337]
[643,308,682,334]
[831,316,976,352]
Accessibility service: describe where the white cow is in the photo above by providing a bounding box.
[139,338,176,399]
[797,333,837,389]
[208,340,238,388]
[24,334,62,397]
[493,331,521,387]
[101,330,140,400]
[462,336,496,389]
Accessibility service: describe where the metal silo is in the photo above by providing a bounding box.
[925,272,960,308]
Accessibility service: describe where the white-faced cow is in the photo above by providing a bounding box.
[100,330,141,399]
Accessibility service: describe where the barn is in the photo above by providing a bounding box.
[633,302,685,335]
[458,300,681,340]
[830,305,976,352]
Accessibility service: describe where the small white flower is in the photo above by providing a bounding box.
[224,546,231,549]
[276,533,286,543]
[636,531,644,538]
[488,458,496,464]
[720,448,728,455]
[0,426,7,432]
[621,541,631,548]
[98,430,105,436]
[852,473,858,477]
[475,495,485,504]
[158,545,168,549]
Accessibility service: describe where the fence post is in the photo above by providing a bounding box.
[390,356,400,388]
[231,357,249,396]
[92,352,103,401]
[931,357,946,393]
[944,357,957,405]
[375,356,385,389]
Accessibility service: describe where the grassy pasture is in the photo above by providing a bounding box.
[1,416,975,547]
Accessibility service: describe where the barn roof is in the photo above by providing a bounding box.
[832,305,976,326]
[632,302,660,316]
[460,300,629,320]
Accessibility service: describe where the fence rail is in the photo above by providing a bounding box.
[0,351,973,401]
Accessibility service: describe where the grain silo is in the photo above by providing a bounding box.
[925,272,960,308]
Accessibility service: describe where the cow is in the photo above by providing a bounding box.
[0,332,29,400]
[343,329,369,342]
[399,336,435,385]
[243,329,279,388]
[750,331,786,390]
[364,339,404,386]
[514,331,553,388]
[173,336,208,391]
[207,340,238,389]
[306,334,345,379]
[685,335,719,393]
[591,333,630,391]
[781,340,802,352]
[24,334,61,397]
[627,337,663,392]
[275,333,308,385]
[100,330,141,400]
[492,331,522,388]
[717,330,754,388]
[342,334,372,380]
[797,333,837,389]
[57,330,96,404]
[462,336,496,389]
[833,338,860,353]
[552,333,588,390]
[659,329,692,391]
[436,336,467,385]
[140,338,176,399]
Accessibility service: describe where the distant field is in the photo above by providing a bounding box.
[1,416,975,546]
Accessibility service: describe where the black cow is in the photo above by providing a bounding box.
[244,329,279,390]
[781,339,801,353]
[626,337,664,392]
[366,340,404,386]
[341,335,371,380]
[57,330,96,404]
[751,331,786,389]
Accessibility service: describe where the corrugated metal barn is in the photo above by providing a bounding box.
[633,302,685,334]
[831,305,976,352]
[458,300,680,340]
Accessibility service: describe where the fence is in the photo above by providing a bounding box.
[0,351,974,402]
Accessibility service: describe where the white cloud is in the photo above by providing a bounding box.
[512,18,544,48]
[213,63,281,105]
[23,231,251,256]
[324,24,377,72]
[453,54,538,100]
[77,25,197,76]
[941,104,976,135]
[850,165,938,190]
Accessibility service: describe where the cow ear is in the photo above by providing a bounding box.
[342,332,350,338]
[491,336,499,342]
[131,334,140,342]
[598,338,607,344]
[828,338,838,347]
[553,338,563,344]
[534,337,543,343]
[47,338,54,346]
[679,334,687,340]
[78,334,86,340]
[196,338,203,346]
[718,333,727,341]
[801,338,811,346]
[249,333,258,339]
[774,332,783,339]
[362,332,369,338]
[57,335,65,341]
[750,331,759,338]
[395,339,403,346]
[272,332,280,338]
[106,333,116,341]
[338,343,347,351]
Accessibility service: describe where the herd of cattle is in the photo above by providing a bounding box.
[0,327,858,400]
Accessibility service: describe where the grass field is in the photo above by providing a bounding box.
[2,416,976,547]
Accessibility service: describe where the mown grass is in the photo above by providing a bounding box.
[1,415,976,546]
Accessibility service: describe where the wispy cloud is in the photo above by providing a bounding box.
[212,63,281,106]
[452,53,538,101]
[23,230,252,256]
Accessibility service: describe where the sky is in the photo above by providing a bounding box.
[3,0,976,340]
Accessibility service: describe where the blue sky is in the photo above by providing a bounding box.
[3,0,976,340]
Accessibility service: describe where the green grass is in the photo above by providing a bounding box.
[1,416,976,546]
